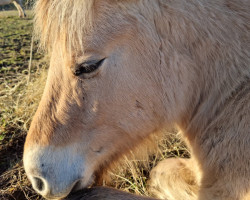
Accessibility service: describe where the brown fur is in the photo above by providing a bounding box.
[24,0,250,199]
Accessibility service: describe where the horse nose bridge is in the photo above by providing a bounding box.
[25,89,79,147]
[24,107,53,146]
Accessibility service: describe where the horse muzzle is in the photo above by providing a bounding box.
[23,145,91,199]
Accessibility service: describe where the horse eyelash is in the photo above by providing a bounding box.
[73,58,106,76]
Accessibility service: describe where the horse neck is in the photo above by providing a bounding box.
[151,0,250,135]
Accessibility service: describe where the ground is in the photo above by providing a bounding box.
[0,11,189,200]
[0,10,46,200]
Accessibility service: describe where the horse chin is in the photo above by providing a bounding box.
[71,174,95,193]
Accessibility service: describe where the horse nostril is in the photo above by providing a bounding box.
[33,177,45,192]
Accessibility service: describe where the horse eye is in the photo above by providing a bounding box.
[72,58,105,76]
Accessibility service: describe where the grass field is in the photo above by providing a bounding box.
[0,10,47,200]
[0,11,189,200]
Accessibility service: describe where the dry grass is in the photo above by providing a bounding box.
[0,64,47,133]
[0,11,189,200]
[106,132,190,197]
[0,11,47,199]
[0,62,48,200]
[0,10,32,18]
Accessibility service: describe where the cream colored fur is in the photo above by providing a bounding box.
[24,0,250,199]
[149,158,200,200]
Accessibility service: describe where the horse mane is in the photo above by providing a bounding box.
[34,0,95,56]
[34,0,250,56]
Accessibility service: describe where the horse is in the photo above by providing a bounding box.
[0,0,26,18]
[23,0,250,199]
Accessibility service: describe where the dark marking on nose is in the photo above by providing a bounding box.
[34,177,45,192]
[136,100,144,110]
[96,147,103,153]
[91,146,103,154]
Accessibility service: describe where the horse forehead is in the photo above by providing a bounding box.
[36,0,132,54]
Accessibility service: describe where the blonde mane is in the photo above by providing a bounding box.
[34,0,250,60]
[34,0,95,56]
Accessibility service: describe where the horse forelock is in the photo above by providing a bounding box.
[34,0,96,57]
